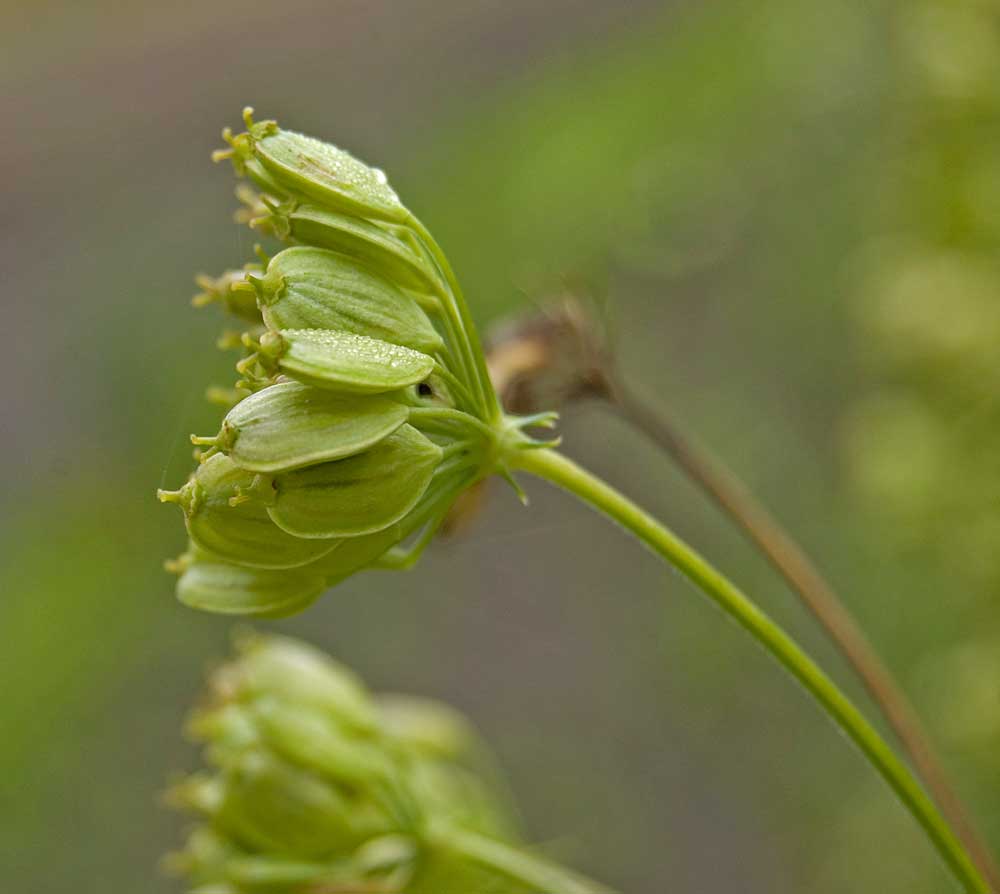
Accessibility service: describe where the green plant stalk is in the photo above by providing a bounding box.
[602,377,1000,890]
[429,821,615,894]
[510,447,989,894]
[407,214,501,423]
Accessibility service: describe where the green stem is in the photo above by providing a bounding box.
[408,406,497,441]
[374,512,445,570]
[406,214,501,422]
[510,447,989,894]
[432,361,476,409]
[398,218,478,416]
[602,377,1000,889]
[433,300,478,415]
[429,822,615,894]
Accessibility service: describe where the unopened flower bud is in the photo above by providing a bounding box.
[212,750,384,857]
[251,697,392,786]
[191,381,410,474]
[250,328,436,395]
[219,634,376,732]
[176,554,327,617]
[264,425,442,539]
[257,198,440,297]
[157,454,338,569]
[219,108,408,224]
[249,246,443,354]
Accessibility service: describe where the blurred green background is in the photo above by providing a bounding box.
[3,0,999,891]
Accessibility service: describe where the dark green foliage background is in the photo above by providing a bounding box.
[2,1,997,892]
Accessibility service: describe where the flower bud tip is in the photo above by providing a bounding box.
[158,480,199,513]
[189,434,222,463]
[163,553,192,575]
[258,331,284,356]
[234,354,258,376]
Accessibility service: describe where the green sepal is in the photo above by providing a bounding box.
[163,454,340,568]
[267,425,443,539]
[263,200,440,298]
[213,752,379,858]
[244,114,408,223]
[260,329,435,395]
[213,380,410,473]
[176,557,326,617]
[253,246,443,354]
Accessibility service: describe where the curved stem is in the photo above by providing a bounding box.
[408,406,497,442]
[434,297,478,415]
[510,447,990,894]
[398,221,480,417]
[432,361,476,408]
[603,377,1000,890]
[406,214,501,422]
[428,822,615,894]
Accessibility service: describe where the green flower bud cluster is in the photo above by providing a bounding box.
[167,634,598,894]
[159,109,557,616]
